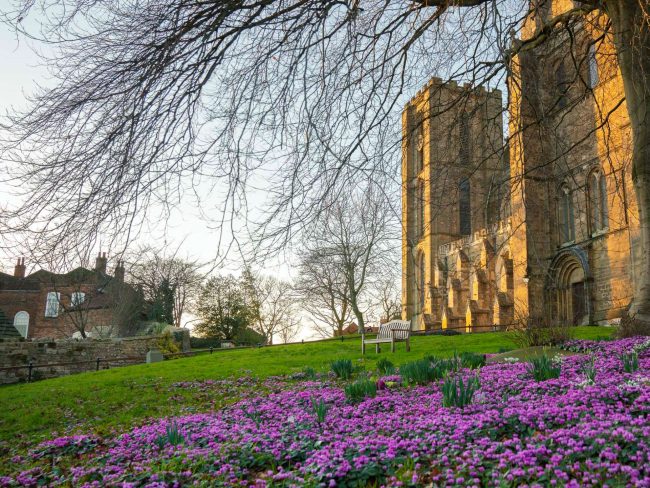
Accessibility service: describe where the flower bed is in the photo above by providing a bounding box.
[2,338,650,487]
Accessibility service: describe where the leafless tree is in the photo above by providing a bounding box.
[48,270,142,338]
[298,185,397,333]
[126,246,206,328]
[294,249,352,338]
[373,275,402,323]
[278,319,301,344]
[241,267,299,344]
[0,0,648,325]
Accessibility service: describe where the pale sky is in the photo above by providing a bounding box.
[0,20,316,340]
[0,20,297,276]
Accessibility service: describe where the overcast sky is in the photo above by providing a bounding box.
[0,22,301,280]
[0,23,323,341]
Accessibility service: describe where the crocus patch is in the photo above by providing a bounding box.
[2,337,649,487]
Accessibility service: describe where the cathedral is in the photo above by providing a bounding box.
[401,1,638,331]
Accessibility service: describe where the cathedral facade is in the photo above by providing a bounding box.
[402,1,638,331]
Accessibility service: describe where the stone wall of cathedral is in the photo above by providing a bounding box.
[402,0,638,331]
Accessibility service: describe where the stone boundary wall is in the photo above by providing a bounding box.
[0,331,190,385]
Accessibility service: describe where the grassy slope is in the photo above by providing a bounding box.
[0,326,613,444]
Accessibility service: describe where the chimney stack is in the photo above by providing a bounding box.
[114,260,125,282]
[14,257,25,278]
[95,252,107,274]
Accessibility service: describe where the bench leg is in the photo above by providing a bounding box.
[376,343,380,354]
[406,338,411,352]
[362,341,365,355]
[391,340,395,353]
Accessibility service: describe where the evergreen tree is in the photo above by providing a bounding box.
[194,275,251,341]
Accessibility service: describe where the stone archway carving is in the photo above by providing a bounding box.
[547,247,591,325]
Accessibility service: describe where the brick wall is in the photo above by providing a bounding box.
[0,331,190,385]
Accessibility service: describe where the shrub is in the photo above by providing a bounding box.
[616,312,650,338]
[400,359,448,386]
[376,358,395,375]
[442,375,480,408]
[344,379,377,404]
[510,324,574,348]
[460,351,486,369]
[422,329,461,336]
[331,359,353,380]
[422,354,440,363]
[527,354,562,381]
[509,311,573,348]
[424,353,460,372]
[581,355,597,383]
[189,336,223,349]
[310,396,329,430]
[621,352,639,373]
[234,327,267,346]
[139,322,172,336]
[156,331,181,355]
[303,366,317,380]
[155,421,184,449]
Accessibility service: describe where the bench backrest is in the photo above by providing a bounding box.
[377,320,411,340]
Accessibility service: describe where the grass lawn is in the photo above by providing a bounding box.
[0,326,614,448]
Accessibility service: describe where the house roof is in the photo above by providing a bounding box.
[0,265,136,311]
[0,272,40,291]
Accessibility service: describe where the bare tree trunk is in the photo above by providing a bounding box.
[348,286,365,334]
[606,0,650,324]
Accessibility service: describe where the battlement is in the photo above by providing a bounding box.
[405,76,502,109]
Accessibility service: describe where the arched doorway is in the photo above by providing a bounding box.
[549,249,590,325]
[13,311,29,338]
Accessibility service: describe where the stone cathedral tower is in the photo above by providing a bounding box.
[402,0,639,332]
[401,79,507,330]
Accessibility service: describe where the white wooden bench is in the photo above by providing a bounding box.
[361,320,411,354]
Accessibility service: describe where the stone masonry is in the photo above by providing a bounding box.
[0,331,190,385]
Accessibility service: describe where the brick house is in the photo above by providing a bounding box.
[0,253,143,339]
[334,323,379,336]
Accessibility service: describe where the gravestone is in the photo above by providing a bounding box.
[146,349,164,363]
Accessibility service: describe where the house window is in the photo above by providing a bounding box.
[13,311,29,338]
[45,292,60,318]
[589,170,608,233]
[559,185,575,243]
[588,44,599,89]
[71,292,86,307]
[459,178,471,236]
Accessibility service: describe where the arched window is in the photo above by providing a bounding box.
[13,311,29,338]
[588,44,599,89]
[589,170,608,233]
[417,252,426,312]
[459,178,471,236]
[559,184,575,243]
[459,114,470,166]
[416,178,425,240]
[414,122,424,174]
